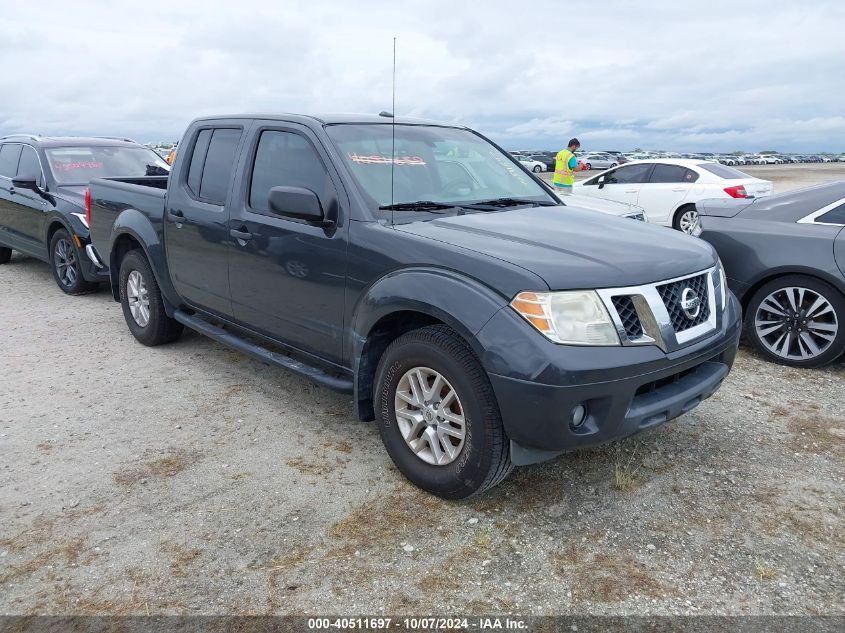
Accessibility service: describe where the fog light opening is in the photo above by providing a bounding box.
[570,404,588,430]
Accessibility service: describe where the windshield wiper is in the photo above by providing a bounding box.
[458,197,558,210]
[379,200,456,212]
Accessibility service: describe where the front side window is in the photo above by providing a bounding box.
[817,202,845,225]
[45,146,169,185]
[249,130,335,213]
[605,163,652,184]
[325,124,555,216]
[0,144,22,178]
[17,146,44,187]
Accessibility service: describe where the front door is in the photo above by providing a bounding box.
[12,145,49,255]
[164,124,246,317]
[227,124,348,365]
[583,163,653,205]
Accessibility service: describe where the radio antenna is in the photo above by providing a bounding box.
[390,36,397,225]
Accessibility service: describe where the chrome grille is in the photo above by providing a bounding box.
[656,273,710,332]
[611,296,643,338]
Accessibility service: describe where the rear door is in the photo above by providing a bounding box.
[637,163,698,226]
[227,122,348,365]
[164,123,247,317]
[579,163,652,205]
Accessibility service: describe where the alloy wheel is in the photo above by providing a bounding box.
[54,238,78,287]
[126,270,151,327]
[678,209,699,234]
[754,286,838,361]
[394,366,466,466]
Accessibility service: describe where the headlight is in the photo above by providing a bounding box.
[511,290,620,346]
[717,260,727,309]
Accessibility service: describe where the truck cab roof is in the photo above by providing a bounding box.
[190,112,465,128]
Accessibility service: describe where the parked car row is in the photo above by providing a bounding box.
[1,116,843,500]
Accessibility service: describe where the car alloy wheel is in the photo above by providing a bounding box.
[126,269,151,327]
[394,366,466,466]
[678,209,699,235]
[53,238,78,287]
[754,286,838,362]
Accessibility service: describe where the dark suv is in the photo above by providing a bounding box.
[0,135,169,294]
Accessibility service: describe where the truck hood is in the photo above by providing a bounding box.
[395,206,717,290]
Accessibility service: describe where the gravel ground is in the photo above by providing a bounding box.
[1,164,843,616]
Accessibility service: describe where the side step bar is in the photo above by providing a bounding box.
[173,310,353,393]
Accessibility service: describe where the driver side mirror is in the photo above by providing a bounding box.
[268,186,328,224]
[597,175,606,189]
[12,174,40,192]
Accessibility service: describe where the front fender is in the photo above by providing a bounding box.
[349,267,510,414]
[109,209,181,311]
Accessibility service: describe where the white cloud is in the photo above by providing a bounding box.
[0,0,842,151]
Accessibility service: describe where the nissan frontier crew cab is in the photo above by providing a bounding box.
[89,114,741,499]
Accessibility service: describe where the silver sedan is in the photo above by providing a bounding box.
[580,153,619,170]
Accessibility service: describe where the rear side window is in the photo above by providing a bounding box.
[17,146,44,187]
[818,202,845,225]
[0,144,22,178]
[185,128,241,204]
[650,164,699,184]
[698,163,747,180]
[249,130,335,212]
[606,163,652,184]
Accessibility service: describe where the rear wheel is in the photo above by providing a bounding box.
[610,162,618,168]
[673,205,699,235]
[374,325,512,499]
[745,275,845,368]
[585,163,592,170]
[49,229,98,295]
[0,246,10,264]
[119,249,183,346]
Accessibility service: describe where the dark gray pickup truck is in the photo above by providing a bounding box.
[89,113,741,498]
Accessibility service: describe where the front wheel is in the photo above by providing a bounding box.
[374,325,513,499]
[610,163,617,168]
[119,249,183,346]
[532,165,542,173]
[744,275,845,368]
[585,163,592,170]
[49,229,98,295]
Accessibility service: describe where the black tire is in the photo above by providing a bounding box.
[532,165,542,173]
[672,204,699,233]
[118,249,183,346]
[0,246,10,264]
[585,163,592,170]
[744,275,845,368]
[610,162,618,168]
[49,229,98,295]
[374,325,512,499]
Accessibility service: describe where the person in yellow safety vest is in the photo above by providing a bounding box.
[553,137,581,194]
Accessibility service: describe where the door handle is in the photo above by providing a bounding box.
[168,209,184,219]
[671,188,686,192]
[624,189,637,194]
[230,228,253,242]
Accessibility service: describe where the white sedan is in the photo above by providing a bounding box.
[516,155,546,173]
[573,159,773,234]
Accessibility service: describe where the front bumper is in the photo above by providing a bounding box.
[477,293,742,465]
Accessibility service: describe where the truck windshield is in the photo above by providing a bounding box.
[45,146,170,185]
[325,124,555,216]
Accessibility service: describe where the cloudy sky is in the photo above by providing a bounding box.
[1,0,843,152]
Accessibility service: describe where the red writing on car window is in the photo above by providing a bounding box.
[348,152,426,166]
[53,161,104,172]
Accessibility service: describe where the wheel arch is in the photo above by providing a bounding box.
[739,268,845,313]
[350,267,507,421]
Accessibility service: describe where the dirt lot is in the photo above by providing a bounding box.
[1,164,843,616]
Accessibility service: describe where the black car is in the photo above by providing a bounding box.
[697,181,845,368]
[89,113,740,498]
[0,135,169,294]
